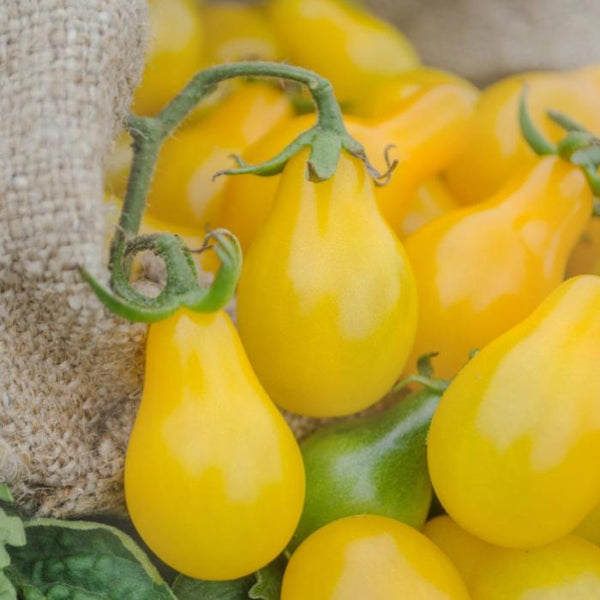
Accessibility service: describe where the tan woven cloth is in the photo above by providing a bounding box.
[0,0,148,516]
[370,0,600,85]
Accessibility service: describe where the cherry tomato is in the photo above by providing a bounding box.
[132,0,205,116]
[237,149,417,417]
[281,515,469,599]
[428,276,600,548]
[425,516,600,598]
[125,309,305,580]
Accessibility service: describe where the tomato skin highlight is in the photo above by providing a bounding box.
[428,276,600,549]
[125,309,305,580]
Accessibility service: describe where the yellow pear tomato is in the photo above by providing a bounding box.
[132,0,205,117]
[236,149,417,417]
[281,515,469,600]
[145,82,293,231]
[426,516,600,598]
[125,308,305,580]
[444,69,600,205]
[363,69,478,232]
[191,3,285,121]
[399,177,459,237]
[267,0,419,106]
[423,516,489,586]
[202,2,282,63]
[216,116,312,253]
[405,156,592,379]
[428,276,600,548]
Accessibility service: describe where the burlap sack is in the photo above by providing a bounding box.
[370,0,600,85]
[0,0,149,517]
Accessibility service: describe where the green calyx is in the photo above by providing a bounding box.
[519,85,600,196]
[83,61,386,323]
[211,65,395,184]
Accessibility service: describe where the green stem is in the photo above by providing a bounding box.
[392,374,448,395]
[391,353,449,395]
[86,61,378,323]
[117,118,163,239]
[519,86,600,198]
[519,86,556,156]
[119,62,361,245]
[161,62,340,133]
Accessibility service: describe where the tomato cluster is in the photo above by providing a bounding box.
[104,0,600,597]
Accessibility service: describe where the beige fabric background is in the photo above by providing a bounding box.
[369,0,600,85]
[0,0,148,516]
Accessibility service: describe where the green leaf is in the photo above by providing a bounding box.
[248,556,287,600]
[0,506,26,600]
[0,487,13,504]
[172,574,252,599]
[0,509,26,572]
[0,570,17,600]
[7,519,176,600]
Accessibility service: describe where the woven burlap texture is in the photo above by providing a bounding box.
[0,0,150,517]
[369,0,600,85]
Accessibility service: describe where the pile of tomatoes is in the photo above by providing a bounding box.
[105,0,600,597]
